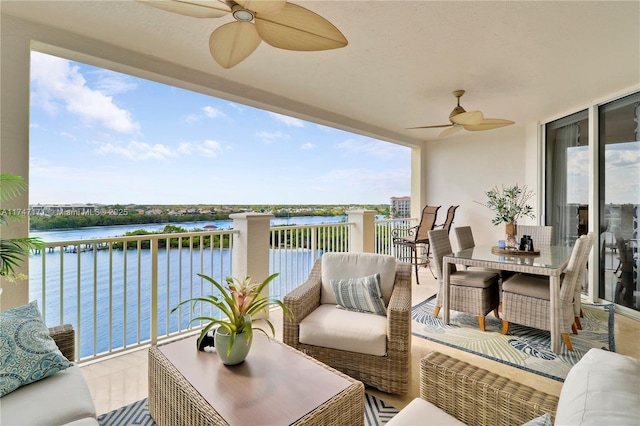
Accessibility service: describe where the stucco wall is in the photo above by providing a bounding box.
[423,124,540,248]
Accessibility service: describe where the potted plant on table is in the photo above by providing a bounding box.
[171,273,290,365]
[476,184,535,249]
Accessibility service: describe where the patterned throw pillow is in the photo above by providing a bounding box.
[521,413,552,426]
[0,301,73,397]
[330,273,387,316]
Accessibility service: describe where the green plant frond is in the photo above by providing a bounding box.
[254,318,276,337]
[216,322,234,335]
[253,273,279,294]
[0,174,27,202]
[170,296,217,313]
[0,237,44,276]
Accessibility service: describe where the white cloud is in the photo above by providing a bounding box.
[197,140,223,158]
[268,112,304,127]
[318,168,410,194]
[337,138,407,159]
[97,139,224,161]
[202,106,227,119]
[30,52,139,133]
[256,130,289,144]
[301,142,316,150]
[184,114,200,123]
[96,141,175,161]
[59,131,77,142]
[88,69,137,95]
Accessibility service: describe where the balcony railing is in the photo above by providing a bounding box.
[29,213,416,363]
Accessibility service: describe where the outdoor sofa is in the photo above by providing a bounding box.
[0,323,99,425]
[388,348,639,425]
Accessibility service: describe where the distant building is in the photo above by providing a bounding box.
[390,196,410,218]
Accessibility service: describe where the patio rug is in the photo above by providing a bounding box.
[98,392,399,426]
[412,295,615,382]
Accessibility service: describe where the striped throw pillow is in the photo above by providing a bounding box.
[330,273,387,316]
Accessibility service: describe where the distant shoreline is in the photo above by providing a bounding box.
[29,204,389,231]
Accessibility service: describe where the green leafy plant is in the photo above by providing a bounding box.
[171,273,290,355]
[476,184,535,225]
[0,174,44,281]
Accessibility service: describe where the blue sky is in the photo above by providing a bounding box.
[29,51,410,205]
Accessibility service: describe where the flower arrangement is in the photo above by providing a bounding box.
[476,184,535,225]
[171,273,290,356]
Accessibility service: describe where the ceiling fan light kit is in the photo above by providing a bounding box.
[140,0,348,68]
[409,89,514,137]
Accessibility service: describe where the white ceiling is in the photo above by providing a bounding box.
[3,0,639,147]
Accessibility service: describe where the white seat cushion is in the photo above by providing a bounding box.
[299,304,387,356]
[0,365,98,426]
[386,398,465,425]
[321,252,397,305]
[555,348,640,425]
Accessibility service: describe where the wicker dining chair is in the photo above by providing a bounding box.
[429,228,500,331]
[283,252,412,395]
[392,205,441,284]
[515,225,553,248]
[501,233,594,351]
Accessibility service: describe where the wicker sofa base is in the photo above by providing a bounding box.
[421,352,559,426]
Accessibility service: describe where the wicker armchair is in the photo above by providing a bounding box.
[429,228,500,331]
[283,253,411,394]
[501,233,594,351]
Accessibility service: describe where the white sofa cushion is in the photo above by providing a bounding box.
[555,348,640,425]
[321,252,396,305]
[298,304,387,356]
[386,397,465,425]
[0,364,98,426]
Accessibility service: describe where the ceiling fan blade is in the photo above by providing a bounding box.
[254,3,348,51]
[439,125,463,137]
[209,21,261,68]
[451,110,483,126]
[406,124,453,130]
[464,118,515,131]
[138,0,231,18]
[235,0,285,15]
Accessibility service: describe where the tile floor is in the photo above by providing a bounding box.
[81,267,640,416]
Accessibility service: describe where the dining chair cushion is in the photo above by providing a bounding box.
[298,304,387,356]
[331,273,386,316]
[321,252,397,305]
[502,274,550,300]
[450,270,500,289]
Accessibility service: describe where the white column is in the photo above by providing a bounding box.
[1,17,32,310]
[231,213,274,317]
[411,144,428,219]
[347,209,376,253]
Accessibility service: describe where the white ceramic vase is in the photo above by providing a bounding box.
[214,329,252,365]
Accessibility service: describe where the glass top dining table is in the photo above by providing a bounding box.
[442,244,574,354]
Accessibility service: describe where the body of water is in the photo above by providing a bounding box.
[28,215,363,359]
[30,215,351,242]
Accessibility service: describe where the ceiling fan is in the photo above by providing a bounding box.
[138,0,348,69]
[408,90,514,137]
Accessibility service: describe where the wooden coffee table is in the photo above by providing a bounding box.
[148,334,364,425]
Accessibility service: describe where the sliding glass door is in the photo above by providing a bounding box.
[545,110,589,246]
[599,92,640,312]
